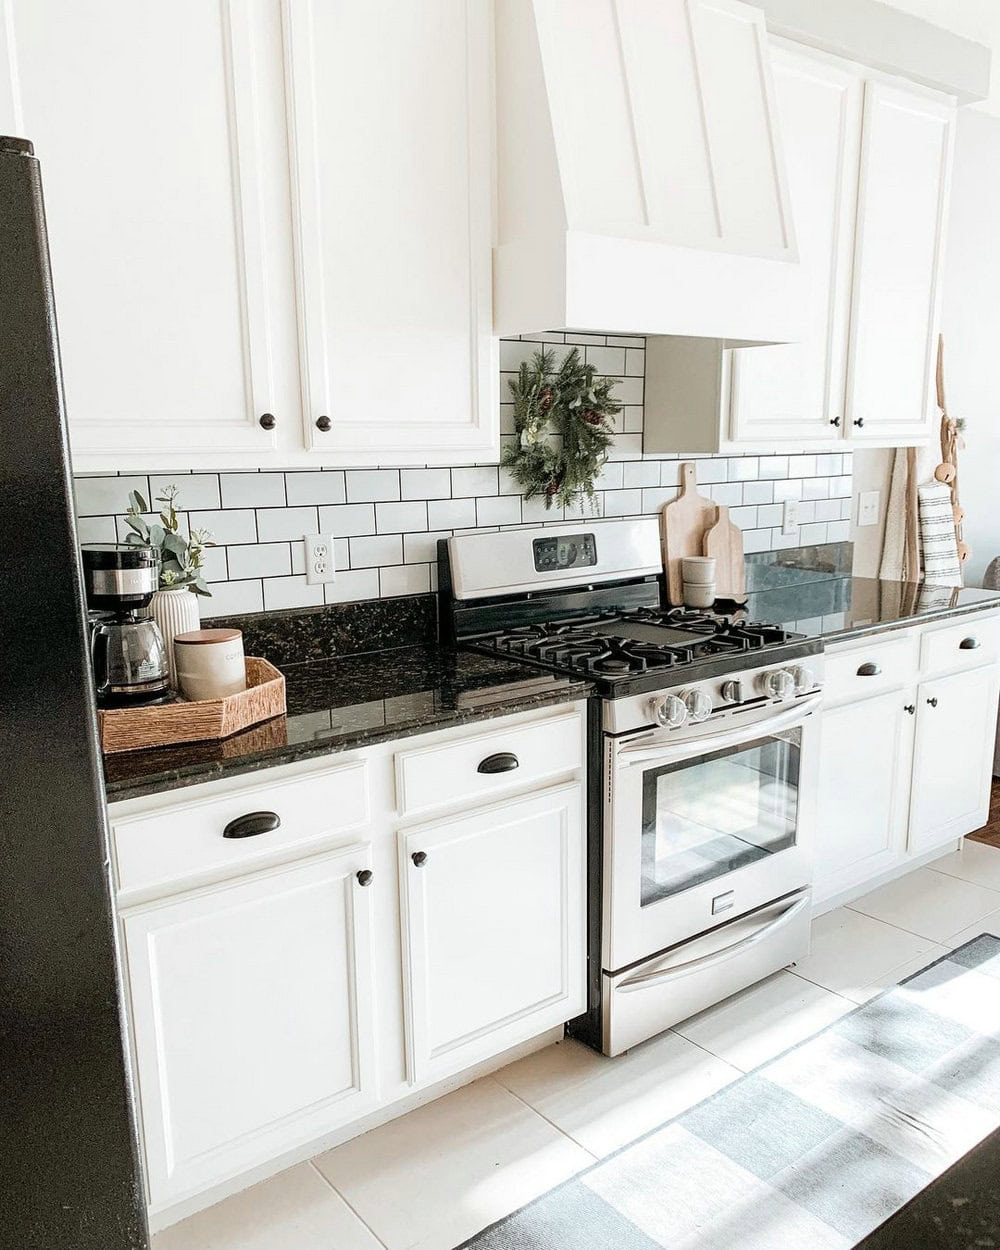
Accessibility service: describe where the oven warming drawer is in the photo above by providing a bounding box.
[602,888,811,1056]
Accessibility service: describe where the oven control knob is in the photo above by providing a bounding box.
[681,689,713,723]
[721,678,746,705]
[790,665,816,694]
[758,669,795,701]
[652,694,687,729]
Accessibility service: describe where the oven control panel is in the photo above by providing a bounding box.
[532,532,598,572]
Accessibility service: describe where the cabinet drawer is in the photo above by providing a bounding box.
[824,636,916,704]
[112,760,369,898]
[920,615,1000,677]
[395,711,584,817]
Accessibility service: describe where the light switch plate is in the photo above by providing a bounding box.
[304,534,337,584]
[781,499,799,536]
[858,490,880,528]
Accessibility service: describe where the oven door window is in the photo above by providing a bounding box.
[640,729,801,905]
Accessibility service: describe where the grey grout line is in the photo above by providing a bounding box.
[483,1075,599,1163]
[305,1159,391,1249]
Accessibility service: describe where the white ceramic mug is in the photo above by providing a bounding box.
[682,556,716,585]
[174,628,246,701]
[683,582,716,608]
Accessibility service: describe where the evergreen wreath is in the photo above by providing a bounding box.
[501,346,621,510]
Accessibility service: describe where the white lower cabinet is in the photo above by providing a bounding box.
[814,615,1000,908]
[110,702,587,1225]
[909,665,999,856]
[814,687,913,903]
[122,844,377,1210]
[399,785,585,1085]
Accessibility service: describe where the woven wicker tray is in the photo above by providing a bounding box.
[99,657,286,754]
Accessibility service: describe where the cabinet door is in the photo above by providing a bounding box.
[813,689,914,905]
[730,45,862,443]
[284,0,497,465]
[399,785,585,1084]
[0,0,296,468]
[909,666,999,855]
[123,845,376,1210]
[845,80,954,445]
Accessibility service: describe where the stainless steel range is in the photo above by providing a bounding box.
[439,517,823,1055]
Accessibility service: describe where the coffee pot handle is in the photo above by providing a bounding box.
[90,621,110,700]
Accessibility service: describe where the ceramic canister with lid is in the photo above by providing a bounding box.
[174,628,246,701]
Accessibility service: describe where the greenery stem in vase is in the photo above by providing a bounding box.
[122,485,214,596]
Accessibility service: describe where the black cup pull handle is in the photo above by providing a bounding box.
[477,752,520,775]
[856,662,881,677]
[411,851,428,867]
[960,637,981,650]
[223,811,280,839]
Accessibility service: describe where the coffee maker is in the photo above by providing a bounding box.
[81,544,170,706]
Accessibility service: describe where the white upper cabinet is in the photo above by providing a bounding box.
[282,0,497,464]
[2,0,496,471]
[0,0,298,470]
[643,44,957,455]
[846,81,955,444]
[729,46,862,443]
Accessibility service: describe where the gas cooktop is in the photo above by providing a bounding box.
[465,605,820,695]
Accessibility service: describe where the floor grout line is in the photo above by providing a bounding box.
[485,1074,599,1163]
[306,1158,390,1250]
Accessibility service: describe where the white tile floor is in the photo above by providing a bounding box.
[153,840,1000,1250]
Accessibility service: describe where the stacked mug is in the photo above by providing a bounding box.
[682,556,716,608]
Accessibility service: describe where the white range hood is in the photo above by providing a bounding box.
[494,0,804,342]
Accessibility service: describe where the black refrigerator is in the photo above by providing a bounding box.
[0,137,149,1248]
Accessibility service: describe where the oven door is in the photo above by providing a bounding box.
[605,696,820,971]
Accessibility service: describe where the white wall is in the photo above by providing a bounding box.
[935,107,1000,587]
[877,0,1000,115]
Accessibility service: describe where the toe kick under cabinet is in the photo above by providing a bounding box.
[108,702,587,1227]
[813,613,1000,909]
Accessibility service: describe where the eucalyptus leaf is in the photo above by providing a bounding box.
[128,490,148,513]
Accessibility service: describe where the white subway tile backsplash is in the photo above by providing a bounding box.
[346,469,400,503]
[452,466,498,497]
[72,332,852,606]
[227,542,292,580]
[220,473,286,509]
[400,468,451,501]
[319,503,376,538]
[375,501,428,533]
[191,509,257,545]
[350,534,403,569]
[255,506,319,543]
[284,471,347,506]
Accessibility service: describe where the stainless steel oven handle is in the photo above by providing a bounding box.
[616,892,811,992]
[618,694,822,768]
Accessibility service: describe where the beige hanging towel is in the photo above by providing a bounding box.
[918,481,962,587]
[879,447,922,582]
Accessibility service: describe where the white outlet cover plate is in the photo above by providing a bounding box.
[781,499,799,536]
[858,490,880,528]
[305,534,337,585]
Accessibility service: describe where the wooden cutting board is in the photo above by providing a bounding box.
[660,462,717,605]
[703,504,745,599]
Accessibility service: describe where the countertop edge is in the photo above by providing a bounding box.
[820,595,1000,646]
[104,680,592,806]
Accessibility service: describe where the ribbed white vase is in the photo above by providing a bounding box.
[150,587,201,690]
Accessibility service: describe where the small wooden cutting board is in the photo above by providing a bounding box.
[703,504,746,598]
[660,462,717,605]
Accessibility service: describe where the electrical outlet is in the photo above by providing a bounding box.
[858,490,880,528]
[304,534,337,585]
[781,499,799,536]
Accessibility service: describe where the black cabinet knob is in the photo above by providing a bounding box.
[258,412,276,430]
[856,662,881,677]
[411,851,428,867]
[853,417,865,428]
[315,415,332,432]
[477,752,520,775]
[830,416,841,427]
[356,869,373,887]
[927,696,939,708]
[904,704,916,715]
[223,811,280,839]
[960,637,981,650]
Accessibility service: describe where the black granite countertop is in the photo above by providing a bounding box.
[103,644,591,804]
[745,574,1000,644]
[854,1125,1000,1249]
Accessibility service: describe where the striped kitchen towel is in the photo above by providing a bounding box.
[917,481,961,586]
